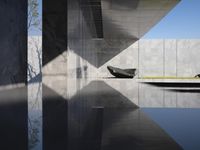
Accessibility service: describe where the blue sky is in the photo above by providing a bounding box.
[143,0,200,39]
[28,0,42,36]
[30,0,200,38]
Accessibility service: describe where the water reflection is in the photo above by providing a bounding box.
[28,83,42,150]
[0,86,27,150]
[102,79,200,108]
[143,108,200,150]
[41,79,184,150]
[43,84,68,150]
[26,78,200,149]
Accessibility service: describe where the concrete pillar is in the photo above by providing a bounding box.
[0,0,27,86]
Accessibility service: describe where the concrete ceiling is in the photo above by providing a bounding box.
[101,0,180,39]
[67,0,181,68]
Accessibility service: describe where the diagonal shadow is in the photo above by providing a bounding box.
[43,0,67,66]
[44,0,180,68]
[66,80,182,150]
[68,80,138,109]
[101,109,183,150]
[68,0,138,68]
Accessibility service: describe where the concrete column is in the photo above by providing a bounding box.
[0,0,27,86]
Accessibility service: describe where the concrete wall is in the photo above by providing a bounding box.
[0,0,27,86]
[44,0,200,79]
[65,0,183,79]
[67,39,200,78]
[139,39,200,77]
[43,0,200,80]
[67,0,138,79]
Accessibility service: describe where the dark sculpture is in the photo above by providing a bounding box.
[107,66,136,78]
[195,74,200,78]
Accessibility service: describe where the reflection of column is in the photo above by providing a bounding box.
[176,92,178,107]
[28,83,42,149]
[43,0,68,149]
[163,39,165,77]
[163,89,165,107]
[138,40,140,78]
[43,85,68,150]
[176,39,178,77]
[0,86,27,149]
[81,107,104,150]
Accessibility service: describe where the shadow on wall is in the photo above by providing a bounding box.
[43,0,67,66]
[43,0,139,69]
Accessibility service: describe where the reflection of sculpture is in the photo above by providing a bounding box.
[107,66,136,78]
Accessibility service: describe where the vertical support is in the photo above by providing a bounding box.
[43,0,68,149]
[0,1,27,149]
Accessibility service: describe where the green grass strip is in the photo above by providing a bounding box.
[140,76,200,80]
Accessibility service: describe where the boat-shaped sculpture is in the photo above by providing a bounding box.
[107,66,136,78]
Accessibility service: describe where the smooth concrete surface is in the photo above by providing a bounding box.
[139,40,164,77]
[164,40,177,77]
[65,39,200,78]
[139,39,200,78]
[65,0,180,78]
[102,39,200,78]
[177,39,200,77]
[43,0,184,79]
[39,0,200,149]
[0,0,27,86]
[101,0,180,39]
